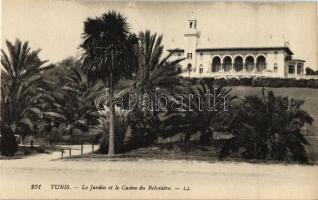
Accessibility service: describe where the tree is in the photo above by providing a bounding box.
[161,81,233,148]
[305,67,318,75]
[81,11,138,155]
[52,66,104,135]
[115,30,185,147]
[38,57,104,145]
[133,30,185,107]
[117,30,186,111]
[1,39,52,155]
[219,89,313,163]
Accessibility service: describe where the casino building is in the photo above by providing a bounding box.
[169,17,306,78]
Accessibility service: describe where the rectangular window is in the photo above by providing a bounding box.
[187,53,192,59]
[200,52,203,60]
[199,68,203,73]
[289,65,295,74]
[274,63,278,72]
[297,64,302,74]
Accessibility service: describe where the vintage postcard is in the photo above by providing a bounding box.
[1,0,318,199]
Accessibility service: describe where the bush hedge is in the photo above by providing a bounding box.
[189,77,318,88]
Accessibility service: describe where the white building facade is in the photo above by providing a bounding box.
[169,18,305,78]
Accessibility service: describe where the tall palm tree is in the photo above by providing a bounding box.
[80,11,138,155]
[135,30,185,102]
[118,30,185,110]
[1,39,52,155]
[115,30,185,147]
[40,58,104,143]
[55,67,105,134]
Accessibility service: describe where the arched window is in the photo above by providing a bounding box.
[245,56,255,72]
[223,56,232,72]
[234,56,243,72]
[211,57,221,72]
[256,56,266,72]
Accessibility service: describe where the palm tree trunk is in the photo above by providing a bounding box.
[108,52,116,155]
[108,93,115,155]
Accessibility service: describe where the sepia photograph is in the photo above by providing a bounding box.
[1,0,318,199]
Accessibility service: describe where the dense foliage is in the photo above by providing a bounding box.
[197,77,318,88]
[219,89,313,163]
[94,108,128,154]
[1,39,52,155]
[161,82,234,148]
[116,30,185,148]
[305,67,318,75]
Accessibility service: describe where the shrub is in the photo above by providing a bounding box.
[36,146,46,153]
[202,77,215,86]
[227,78,240,86]
[24,148,32,155]
[313,79,318,88]
[96,108,128,154]
[285,78,296,87]
[239,77,253,86]
[161,82,234,147]
[262,78,271,87]
[0,126,18,156]
[272,78,285,88]
[295,79,308,88]
[306,79,314,88]
[219,89,313,163]
[306,79,318,88]
[182,77,317,88]
[214,78,226,86]
[123,110,160,151]
[251,77,262,87]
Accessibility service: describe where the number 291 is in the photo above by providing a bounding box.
[31,184,41,190]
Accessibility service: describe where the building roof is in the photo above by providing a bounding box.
[290,59,305,62]
[196,47,294,55]
[167,46,294,55]
[167,48,185,52]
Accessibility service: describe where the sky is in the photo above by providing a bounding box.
[2,0,317,68]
